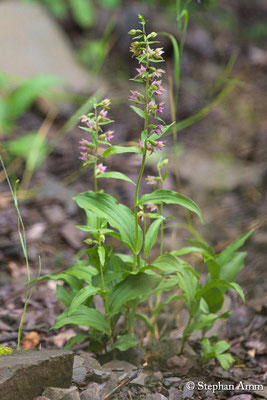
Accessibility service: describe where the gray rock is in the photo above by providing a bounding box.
[79,353,101,370]
[130,372,149,387]
[87,368,111,383]
[98,371,118,398]
[169,387,182,400]
[80,383,101,400]
[72,354,102,385]
[163,377,182,388]
[33,397,51,400]
[102,359,136,378]
[0,350,73,400]
[0,2,94,93]
[42,386,79,400]
[152,394,168,400]
[72,367,88,385]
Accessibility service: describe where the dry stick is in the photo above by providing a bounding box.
[103,367,143,400]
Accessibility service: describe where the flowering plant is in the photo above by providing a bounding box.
[35,15,252,368]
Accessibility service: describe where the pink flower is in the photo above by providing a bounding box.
[151,80,165,96]
[139,139,143,148]
[104,130,114,141]
[100,109,108,119]
[129,90,142,100]
[146,202,157,212]
[96,163,107,174]
[155,48,164,58]
[147,140,165,152]
[79,152,89,161]
[80,115,96,129]
[135,65,146,77]
[154,140,165,151]
[156,102,165,113]
[151,125,164,135]
[153,69,165,78]
[79,139,91,150]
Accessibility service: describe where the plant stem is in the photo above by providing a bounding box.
[180,315,192,354]
[133,27,150,270]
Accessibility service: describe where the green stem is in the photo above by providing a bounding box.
[180,315,192,354]
[133,28,150,270]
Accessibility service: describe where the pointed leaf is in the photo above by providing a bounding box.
[220,252,247,282]
[74,191,143,253]
[102,145,142,157]
[69,286,100,314]
[138,190,203,222]
[135,313,155,335]
[217,230,253,266]
[98,171,135,185]
[144,218,163,259]
[130,105,145,119]
[108,272,161,316]
[197,279,245,302]
[113,333,138,351]
[53,305,110,334]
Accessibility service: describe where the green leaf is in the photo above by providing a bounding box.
[219,252,247,282]
[150,253,184,273]
[113,333,138,351]
[160,32,180,95]
[197,279,245,302]
[32,272,83,292]
[214,340,230,355]
[217,353,235,370]
[98,246,105,266]
[74,191,143,253]
[65,264,98,284]
[69,0,95,28]
[108,272,161,316]
[8,75,61,121]
[102,145,142,157]
[53,305,110,334]
[171,246,211,258]
[135,313,155,335]
[144,218,163,259]
[185,313,220,336]
[64,333,88,350]
[130,105,145,119]
[176,269,199,316]
[98,0,121,10]
[202,287,224,313]
[6,133,47,169]
[69,286,100,314]
[138,190,203,222]
[56,284,74,307]
[217,230,253,266]
[154,294,185,316]
[98,171,135,185]
[149,123,175,141]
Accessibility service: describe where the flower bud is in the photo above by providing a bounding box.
[128,29,137,35]
[84,238,93,245]
[150,32,157,38]
[99,234,105,243]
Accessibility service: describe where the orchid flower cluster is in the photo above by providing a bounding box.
[78,98,114,182]
[36,16,252,370]
[128,21,167,154]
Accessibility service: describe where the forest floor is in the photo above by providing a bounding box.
[0,1,266,399]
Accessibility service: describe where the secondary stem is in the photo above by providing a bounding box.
[133,28,150,270]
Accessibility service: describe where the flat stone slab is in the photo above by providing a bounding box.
[0,1,94,92]
[0,349,74,400]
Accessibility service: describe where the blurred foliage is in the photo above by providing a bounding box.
[0,73,61,134]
